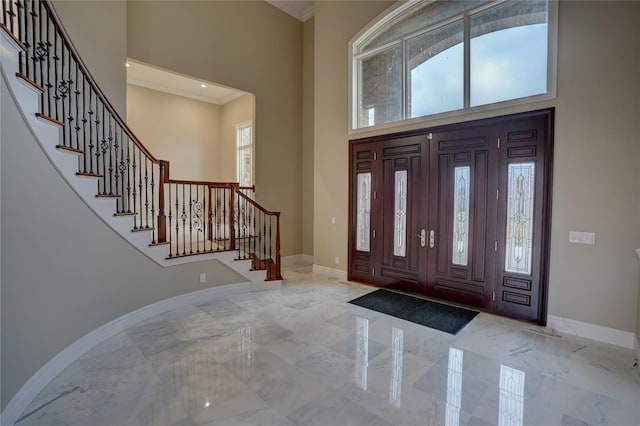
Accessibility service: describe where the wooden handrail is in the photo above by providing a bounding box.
[236,189,281,217]
[42,0,161,163]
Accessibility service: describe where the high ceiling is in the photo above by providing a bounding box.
[266,0,314,22]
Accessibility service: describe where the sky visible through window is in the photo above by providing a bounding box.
[410,24,547,118]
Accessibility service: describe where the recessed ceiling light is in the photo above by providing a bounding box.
[125,63,130,68]
[200,84,207,88]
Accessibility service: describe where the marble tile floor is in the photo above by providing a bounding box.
[15,264,640,426]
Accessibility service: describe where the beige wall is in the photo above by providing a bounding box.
[53,0,127,117]
[0,81,248,409]
[127,84,224,181]
[314,1,640,332]
[127,0,303,256]
[220,94,254,182]
[302,18,315,256]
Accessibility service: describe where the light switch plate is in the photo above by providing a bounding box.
[569,231,596,245]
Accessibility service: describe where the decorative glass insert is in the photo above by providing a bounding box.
[499,365,525,426]
[505,162,535,274]
[355,316,369,390]
[445,347,464,426]
[393,170,408,257]
[389,327,404,408]
[452,166,470,266]
[356,173,372,252]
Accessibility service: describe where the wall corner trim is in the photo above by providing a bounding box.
[547,314,637,349]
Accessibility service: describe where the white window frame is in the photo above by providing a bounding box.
[349,0,558,134]
[236,121,253,187]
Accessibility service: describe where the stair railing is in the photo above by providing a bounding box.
[236,190,282,280]
[1,0,281,280]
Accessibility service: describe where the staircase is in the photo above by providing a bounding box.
[0,0,282,281]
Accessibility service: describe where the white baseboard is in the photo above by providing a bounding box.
[547,315,637,349]
[281,254,313,267]
[312,264,348,281]
[0,283,255,426]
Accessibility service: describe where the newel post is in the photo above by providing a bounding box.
[230,184,237,251]
[275,212,282,280]
[157,160,168,243]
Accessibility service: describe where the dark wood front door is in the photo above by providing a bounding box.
[348,109,553,325]
[426,126,499,310]
[374,135,429,294]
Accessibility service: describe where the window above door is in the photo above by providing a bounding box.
[350,0,557,132]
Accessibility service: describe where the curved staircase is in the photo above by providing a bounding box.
[0,0,282,282]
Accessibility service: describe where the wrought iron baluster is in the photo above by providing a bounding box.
[181,184,186,256]
[107,115,113,195]
[28,0,36,81]
[150,160,156,241]
[143,155,149,228]
[52,26,59,120]
[16,0,24,74]
[138,150,144,226]
[125,135,131,213]
[131,143,137,228]
[114,128,121,212]
[167,182,173,257]
[73,61,80,151]
[174,184,179,256]
[188,184,193,254]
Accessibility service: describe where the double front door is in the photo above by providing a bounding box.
[349,110,553,324]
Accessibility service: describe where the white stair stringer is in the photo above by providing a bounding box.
[0,27,282,287]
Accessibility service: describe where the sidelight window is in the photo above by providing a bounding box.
[352,0,556,130]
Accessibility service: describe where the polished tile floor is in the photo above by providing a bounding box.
[16,265,640,426]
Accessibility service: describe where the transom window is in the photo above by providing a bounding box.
[351,0,556,130]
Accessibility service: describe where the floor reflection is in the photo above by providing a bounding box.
[355,316,369,390]
[389,327,403,408]
[445,346,464,426]
[499,364,525,426]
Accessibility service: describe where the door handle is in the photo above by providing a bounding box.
[429,230,435,248]
[415,229,426,247]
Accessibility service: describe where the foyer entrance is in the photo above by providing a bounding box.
[348,109,553,324]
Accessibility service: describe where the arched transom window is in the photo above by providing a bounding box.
[351,0,557,130]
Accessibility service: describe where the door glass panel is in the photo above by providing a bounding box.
[452,166,470,266]
[505,162,535,274]
[394,170,408,257]
[356,173,372,252]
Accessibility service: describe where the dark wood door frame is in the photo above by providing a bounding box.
[348,108,554,325]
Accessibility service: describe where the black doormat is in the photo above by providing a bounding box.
[348,289,478,334]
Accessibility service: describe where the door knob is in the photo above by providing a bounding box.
[429,230,435,248]
[416,229,426,247]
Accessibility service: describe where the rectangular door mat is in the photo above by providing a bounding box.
[349,289,479,334]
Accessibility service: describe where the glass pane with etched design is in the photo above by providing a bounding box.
[505,162,535,274]
[393,170,408,257]
[356,173,372,252]
[452,166,470,265]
